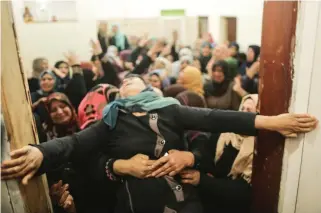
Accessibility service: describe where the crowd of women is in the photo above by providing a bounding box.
[1,23,317,213]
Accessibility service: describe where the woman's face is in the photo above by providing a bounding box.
[247,48,255,62]
[119,77,147,98]
[41,59,49,71]
[49,100,73,125]
[212,66,225,83]
[202,46,211,56]
[40,74,55,92]
[58,62,69,77]
[149,74,161,89]
[229,46,237,57]
[241,98,257,113]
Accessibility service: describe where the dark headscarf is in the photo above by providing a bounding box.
[204,60,231,97]
[247,45,260,68]
[44,92,79,139]
[53,60,72,90]
[37,70,56,96]
[229,42,240,58]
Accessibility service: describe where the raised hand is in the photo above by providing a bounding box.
[64,51,79,66]
[90,39,103,55]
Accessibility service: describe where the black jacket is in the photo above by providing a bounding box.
[36,106,257,213]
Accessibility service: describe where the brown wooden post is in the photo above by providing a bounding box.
[1,1,52,212]
[251,1,298,213]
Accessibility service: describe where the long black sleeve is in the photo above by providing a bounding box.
[199,174,251,212]
[36,121,109,174]
[64,66,87,110]
[131,54,153,75]
[130,46,143,65]
[173,105,257,136]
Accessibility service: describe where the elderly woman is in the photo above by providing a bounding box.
[1,74,317,213]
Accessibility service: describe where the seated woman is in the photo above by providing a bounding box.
[203,60,241,110]
[28,57,49,93]
[1,75,317,213]
[180,94,258,213]
[177,66,204,97]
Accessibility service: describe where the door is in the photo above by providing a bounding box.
[226,17,237,42]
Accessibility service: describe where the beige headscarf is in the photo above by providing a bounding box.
[180,66,204,97]
[215,94,258,183]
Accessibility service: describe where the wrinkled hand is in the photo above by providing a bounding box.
[50,180,76,213]
[1,146,43,185]
[64,51,79,66]
[149,150,194,178]
[90,39,103,55]
[273,114,318,137]
[114,154,155,179]
[180,169,200,186]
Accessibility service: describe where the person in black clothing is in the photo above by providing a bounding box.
[28,57,49,93]
[180,94,258,213]
[1,75,318,212]
[241,45,261,94]
[199,42,212,74]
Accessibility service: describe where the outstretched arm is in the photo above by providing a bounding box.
[1,121,109,184]
[173,105,317,137]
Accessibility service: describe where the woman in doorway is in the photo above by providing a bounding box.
[203,60,242,110]
[180,94,259,213]
[1,75,318,213]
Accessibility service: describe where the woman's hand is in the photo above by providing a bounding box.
[90,39,103,55]
[255,114,318,137]
[1,146,43,185]
[50,180,76,213]
[180,169,200,186]
[149,150,194,178]
[113,154,155,179]
[64,51,80,66]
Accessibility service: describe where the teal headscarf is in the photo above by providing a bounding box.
[113,25,125,50]
[102,90,180,129]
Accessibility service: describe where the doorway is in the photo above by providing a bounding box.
[219,16,237,43]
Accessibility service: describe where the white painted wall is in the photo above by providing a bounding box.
[278,1,321,213]
[12,0,263,76]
